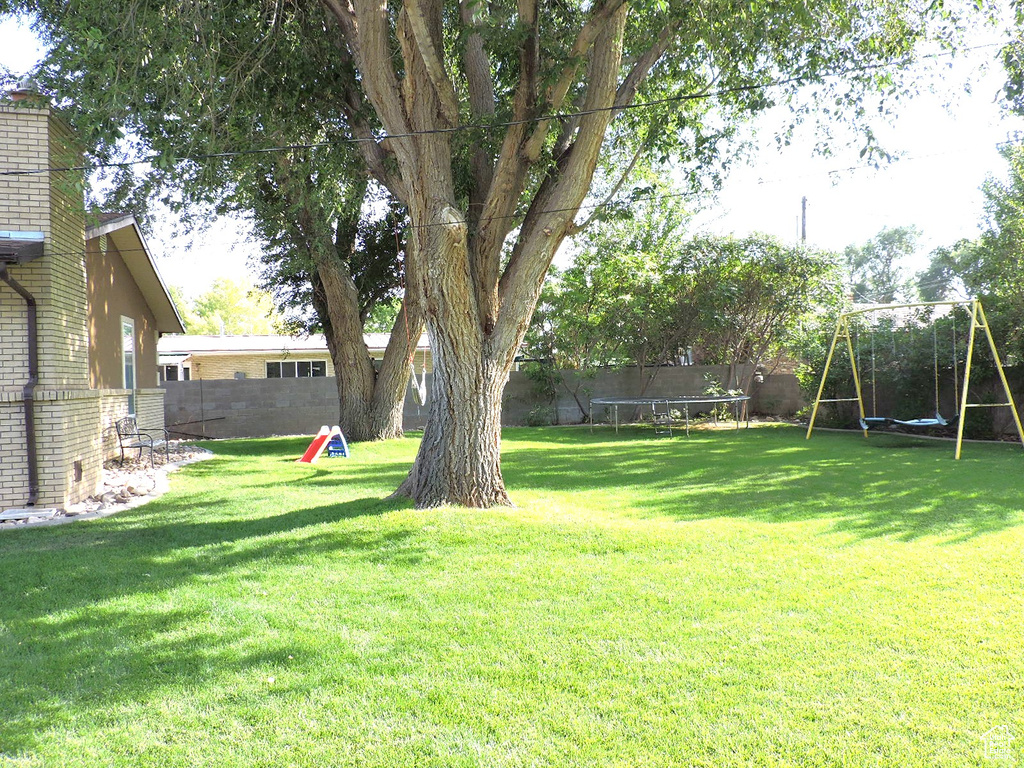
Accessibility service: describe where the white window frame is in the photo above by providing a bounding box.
[266,360,327,378]
[121,316,136,415]
[160,363,191,382]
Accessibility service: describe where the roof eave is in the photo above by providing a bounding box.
[86,215,185,334]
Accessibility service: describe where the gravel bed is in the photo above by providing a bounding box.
[0,442,213,529]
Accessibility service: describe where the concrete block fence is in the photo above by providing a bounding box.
[162,365,803,440]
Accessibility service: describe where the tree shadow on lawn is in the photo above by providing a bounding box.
[0,493,423,755]
[184,427,1023,543]
[0,603,296,757]
[499,425,1024,542]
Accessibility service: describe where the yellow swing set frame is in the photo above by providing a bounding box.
[805,298,1024,458]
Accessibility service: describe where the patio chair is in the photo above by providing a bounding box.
[115,417,170,467]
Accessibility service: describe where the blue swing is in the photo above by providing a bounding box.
[857,313,961,433]
[860,412,954,431]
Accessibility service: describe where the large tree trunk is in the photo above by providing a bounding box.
[393,204,515,506]
[313,244,424,443]
[296,176,423,443]
[326,0,631,506]
[395,348,510,507]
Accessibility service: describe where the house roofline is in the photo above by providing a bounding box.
[86,214,185,334]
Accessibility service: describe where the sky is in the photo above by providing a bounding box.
[2,11,1023,296]
[692,42,1024,272]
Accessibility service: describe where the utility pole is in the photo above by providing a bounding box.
[800,196,807,243]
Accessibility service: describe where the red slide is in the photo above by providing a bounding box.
[296,425,331,463]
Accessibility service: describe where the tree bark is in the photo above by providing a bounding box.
[287,172,423,443]
[394,336,511,507]
[322,0,637,506]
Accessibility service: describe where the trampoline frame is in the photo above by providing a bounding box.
[589,395,751,437]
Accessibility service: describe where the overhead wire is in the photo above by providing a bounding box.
[0,40,1007,179]
[0,40,1010,257]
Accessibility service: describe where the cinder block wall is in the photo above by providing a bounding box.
[161,367,803,439]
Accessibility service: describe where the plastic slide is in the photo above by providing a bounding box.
[297,425,331,463]
[326,428,349,458]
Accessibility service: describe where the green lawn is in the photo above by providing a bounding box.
[1,424,1022,767]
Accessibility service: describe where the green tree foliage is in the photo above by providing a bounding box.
[844,225,919,304]
[0,0,970,506]
[171,278,282,336]
[362,298,403,334]
[917,143,1024,362]
[528,194,695,375]
[678,235,842,377]
[530,199,841,397]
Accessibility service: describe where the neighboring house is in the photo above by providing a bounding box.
[0,97,183,512]
[158,333,432,381]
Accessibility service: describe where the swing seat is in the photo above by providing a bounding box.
[892,413,950,428]
[859,413,956,430]
[859,416,892,430]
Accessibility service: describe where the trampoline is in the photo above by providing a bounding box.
[589,395,751,437]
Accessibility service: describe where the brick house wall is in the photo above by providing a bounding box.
[0,104,177,511]
[0,103,102,508]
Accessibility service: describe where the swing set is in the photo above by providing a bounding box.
[805,298,1024,458]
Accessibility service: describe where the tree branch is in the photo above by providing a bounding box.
[460,0,497,230]
[521,0,626,162]
[322,17,408,201]
[568,141,647,235]
[614,19,682,109]
[468,0,539,333]
[494,5,629,357]
[325,0,417,172]
[405,0,460,126]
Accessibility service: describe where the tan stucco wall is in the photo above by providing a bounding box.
[86,237,160,390]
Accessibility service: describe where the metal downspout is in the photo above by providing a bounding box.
[0,263,39,506]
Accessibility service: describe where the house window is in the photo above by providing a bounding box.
[122,317,136,415]
[161,364,190,382]
[266,360,327,378]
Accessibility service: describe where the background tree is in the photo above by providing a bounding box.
[245,172,421,440]
[5,0,964,506]
[917,142,1024,362]
[4,8,424,442]
[525,192,695,417]
[172,278,282,336]
[844,225,919,304]
[531,211,842,413]
[678,235,842,395]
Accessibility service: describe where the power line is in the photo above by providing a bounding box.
[0,40,1005,179]
[12,186,697,261]
[26,135,1004,255]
